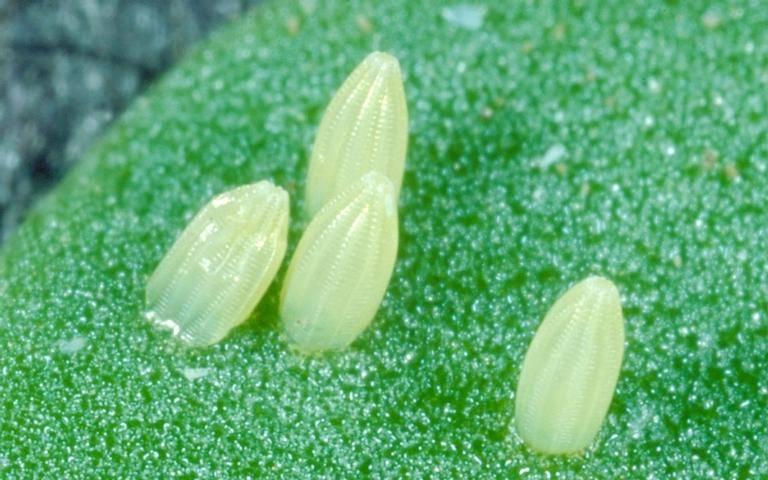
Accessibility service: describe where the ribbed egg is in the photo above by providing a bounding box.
[305,51,408,216]
[145,181,289,347]
[282,172,399,353]
[515,276,625,454]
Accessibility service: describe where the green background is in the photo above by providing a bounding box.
[1,0,766,477]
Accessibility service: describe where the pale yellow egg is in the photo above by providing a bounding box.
[145,181,289,347]
[282,172,399,353]
[305,51,408,216]
[515,276,625,454]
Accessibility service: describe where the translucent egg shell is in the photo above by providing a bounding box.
[145,181,289,347]
[282,172,399,353]
[515,276,625,454]
[305,51,408,216]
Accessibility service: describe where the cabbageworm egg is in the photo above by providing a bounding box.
[281,171,399,353]
[515,276,625,454]
[145,181,289,347]
[305,51,408,216]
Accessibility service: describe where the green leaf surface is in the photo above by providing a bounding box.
[1,0,766,477]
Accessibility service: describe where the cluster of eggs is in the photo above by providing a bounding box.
[144,52,625,456]
[145,52,407,353]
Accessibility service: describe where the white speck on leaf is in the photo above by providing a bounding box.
[299,0,317,14]
[182,367,211,381]
[643,115,655,128]
[648,77,662,93]
[701,10,722,29]
[536,144,567,169]
[57,336,87,354]
[441,4,487,30]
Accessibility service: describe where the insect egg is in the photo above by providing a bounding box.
[304,51,408,216]
[514,275,625,455]
[145,181,289,347]
[281,171,399,353]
